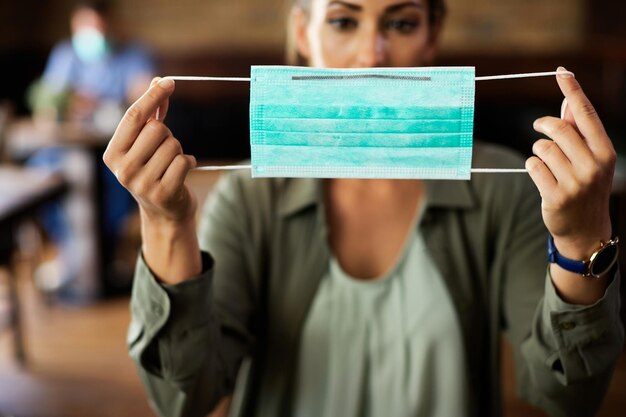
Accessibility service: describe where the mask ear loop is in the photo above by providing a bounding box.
[162,76,251,82]
[163,70,575,83]
[191,166,532,173]
[471,69,574,174]
[475,70,574,81]
[162,70,574,175]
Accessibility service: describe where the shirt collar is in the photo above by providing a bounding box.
[278,178,322,217]
[425,180,476,209]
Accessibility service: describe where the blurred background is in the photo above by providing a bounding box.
[2,0,626,157]
[0,0,625,416]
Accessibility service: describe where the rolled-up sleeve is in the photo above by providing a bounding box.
[496,163,624,417]
[129,251,215,378]
[126,172,263,417]
[128,251,232,417]
[519,268,624,417]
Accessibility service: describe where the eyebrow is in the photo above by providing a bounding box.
[327,1,424,13]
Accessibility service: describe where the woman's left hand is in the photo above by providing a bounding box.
[526,67,616,278]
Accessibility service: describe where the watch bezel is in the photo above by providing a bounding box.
[587,237,620,278]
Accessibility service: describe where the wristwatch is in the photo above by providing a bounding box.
[548,235,620,278]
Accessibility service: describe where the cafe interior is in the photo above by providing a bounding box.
[0,0,625,416]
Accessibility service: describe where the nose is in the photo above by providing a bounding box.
[355,30,386,68]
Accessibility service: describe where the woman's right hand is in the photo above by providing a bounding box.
[104,77,203,283]
[103,77,197,226]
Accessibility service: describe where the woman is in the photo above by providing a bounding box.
[103,0,623,416]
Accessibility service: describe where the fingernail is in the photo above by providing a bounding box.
[557,66,574,78]
[158,77,175,89]
[560,98,568,120]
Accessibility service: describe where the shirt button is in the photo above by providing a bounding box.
[151,302,163,316]
[560,321,576,331]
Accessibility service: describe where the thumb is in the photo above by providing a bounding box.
[185,154,197,169]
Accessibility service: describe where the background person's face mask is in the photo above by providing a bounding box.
[249,66,475,180]
[72,27,109,63]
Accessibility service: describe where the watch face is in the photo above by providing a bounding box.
[590,243,619,277]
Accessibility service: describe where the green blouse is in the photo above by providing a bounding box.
[293,228,468,416]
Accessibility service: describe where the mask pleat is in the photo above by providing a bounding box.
[250,66,475,180]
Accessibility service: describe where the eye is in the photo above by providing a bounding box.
[384,19,419,34]
[328,17,358,31]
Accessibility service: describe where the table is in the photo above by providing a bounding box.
[0,166,67,364]
[6,119,122,297]
[6,119,112,158]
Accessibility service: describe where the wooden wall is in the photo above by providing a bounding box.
[0,0,287,52]
[0,0,591,54]
[441,0,585,54]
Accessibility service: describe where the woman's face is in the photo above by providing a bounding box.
[294,0,439,68]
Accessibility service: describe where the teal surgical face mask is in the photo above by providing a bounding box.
[250,66,475,180]
[72,28,109,63]
[164,67,572,179]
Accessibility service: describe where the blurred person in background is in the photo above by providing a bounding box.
[30,0,153,129]
[29,0,154,301]
[105,0,622,416]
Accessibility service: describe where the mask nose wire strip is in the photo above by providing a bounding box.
[161,70,574,174]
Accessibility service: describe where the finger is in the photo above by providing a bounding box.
[560,97,583,138]
[149,77,172,122]
[555,67,611,156]
[560,97,567,120]
[160,154,196,194]
[104,119,170,181]
[124,119,171,171]
[156,90,170,122]
[109,77,175,155]
[132,119,171,159]
[531,138,576,186]
[148,78,162,120]
[560,98,571,122]
[140,137,184,183]
[526,155,558,198]
[533,116,596,175]
[560,98,578,134]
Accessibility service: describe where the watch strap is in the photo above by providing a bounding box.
[547,234,588,275]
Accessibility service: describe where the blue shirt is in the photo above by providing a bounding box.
[42,39,154,103]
